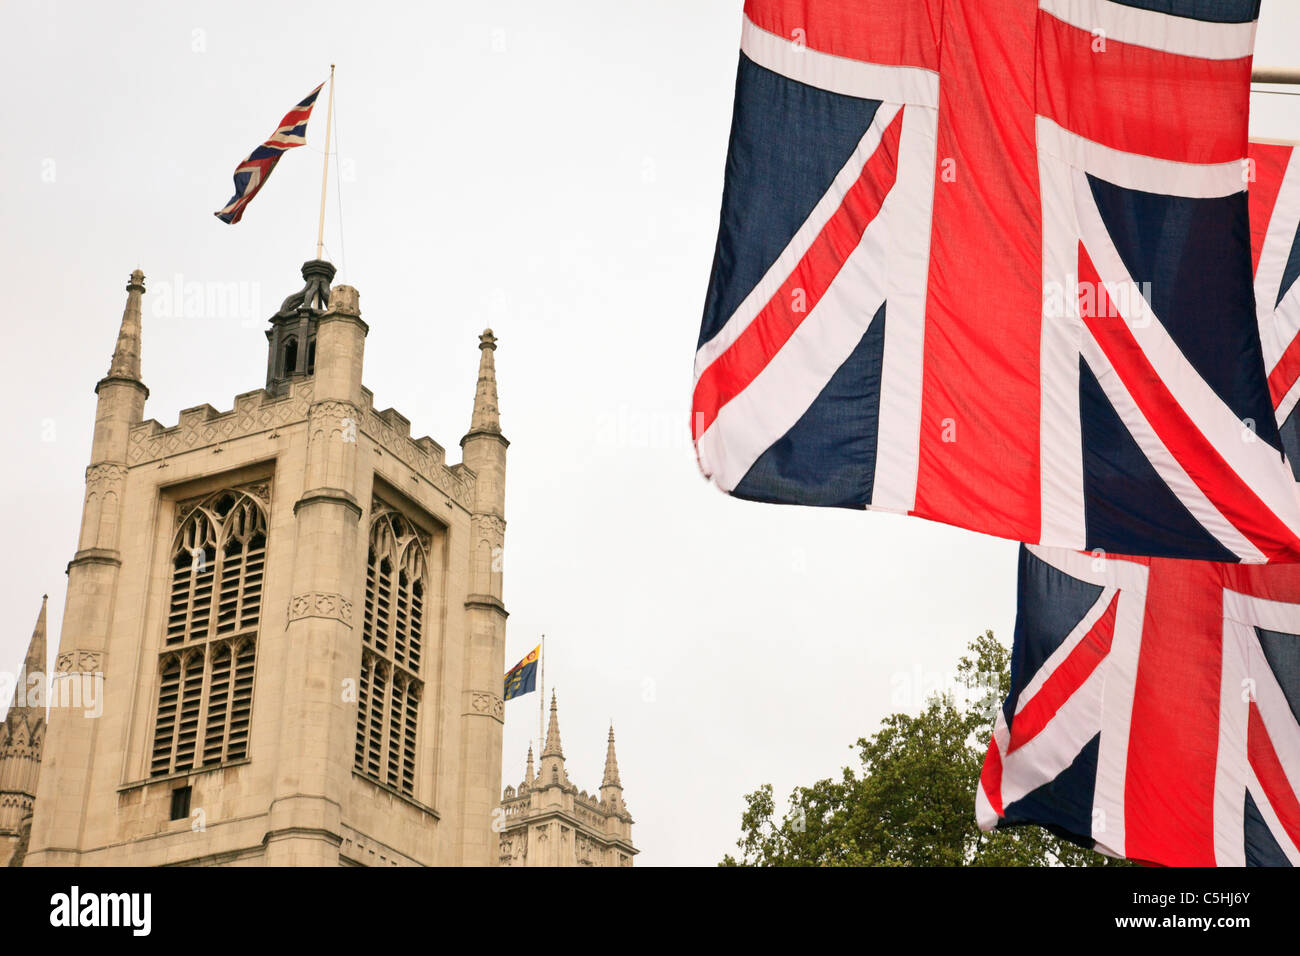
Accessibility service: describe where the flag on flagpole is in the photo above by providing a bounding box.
[505,645,541,701]
[214,81,325,224]
[690,0,1300,563]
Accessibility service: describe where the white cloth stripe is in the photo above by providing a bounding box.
[1037,118,1247,199]
[870,105,937,514]
[1039,147,1088,545]
[693,104,900,379]
[1215,618,1251,866]
[1258,151,1300,372]
[1039,0,1257,60]
[739,15,939,108]
[1092,574,1146,856]
[1075,170,1300,552]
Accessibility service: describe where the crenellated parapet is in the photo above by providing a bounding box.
[124,378,476,508]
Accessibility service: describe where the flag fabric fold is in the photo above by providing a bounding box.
[214,81,325,225]
[691,0,1300,563]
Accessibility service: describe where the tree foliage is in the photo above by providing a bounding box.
[720,631,1130,867]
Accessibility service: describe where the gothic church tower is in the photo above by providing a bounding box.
[498,693,636,866]
[25,262,509,866]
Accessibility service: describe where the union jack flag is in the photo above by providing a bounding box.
[977,544,1300,866]
[974,140,1300,866]
[214,81,325,225]
[691,0,1300,562]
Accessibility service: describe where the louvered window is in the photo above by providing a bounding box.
[355,506,426,796]
[151,490,267,777]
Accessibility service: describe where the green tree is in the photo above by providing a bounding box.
[720,631,1129,867]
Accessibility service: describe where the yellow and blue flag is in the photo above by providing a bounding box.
[504,645,540,701]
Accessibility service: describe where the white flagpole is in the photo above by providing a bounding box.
[315,65,336,261]
[539,634,546,755]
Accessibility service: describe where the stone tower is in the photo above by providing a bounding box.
[0,597,48,867]
[25,262,510,866]
[498,693,636,866]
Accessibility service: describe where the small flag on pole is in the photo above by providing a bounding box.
[214,81,326,224]
[504,645,541,701]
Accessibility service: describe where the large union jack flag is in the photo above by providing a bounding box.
[977,544,1300,866]
[214,81,325,225]
[975,142,1300,866]
[691,0,1300,563]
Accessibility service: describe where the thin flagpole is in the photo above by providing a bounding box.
[1253,67,1300,85]
[315,65,336,260]
[539,634,546,755]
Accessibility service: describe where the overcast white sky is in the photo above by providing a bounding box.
[1,2,1298,867]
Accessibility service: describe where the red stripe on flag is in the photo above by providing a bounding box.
[1268,334,1300,410]
[691,109,904,439]
[1036,12,1251,165]
[743,0,942,71]
[1007,592,1118,753]
[913,0,1042,541]
[1124,559,1222,866]
[980,735,1005,819]
[1248,142,1293,278]
[1248,701,1300,851]
[1078,245,1300,561]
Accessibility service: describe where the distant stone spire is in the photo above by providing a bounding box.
[466,328,501,436]
[601,724,621,789]
[3,596,47,726]
[0,596,48,867]
[524,744,534,786]
[105,270,145,382]
[542,690,563,759]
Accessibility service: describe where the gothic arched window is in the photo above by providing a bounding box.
[151,489,267,777]
[356,504,427,796]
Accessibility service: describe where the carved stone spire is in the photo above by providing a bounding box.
[601,724,621,789]
[105,270,145,382]
[524,744,534,787]
[2,596,47,729]
[0,596,48,867]
[542,690,563,759]
[537,691,567,789]
[466,328,501,437]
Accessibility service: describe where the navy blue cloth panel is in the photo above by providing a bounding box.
[1244,791,1292,867]
[1079,358,1238,561]
[1002,733,1101,850]
[1278,404,1300,482]
[698,54,882,349]
[1255,627,1300,726]
[733,306,885,508]
[1087,174,1281,453]
[1106,0,1260,22]
[1278,217,1300,308]
[1006,546,1105,725]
